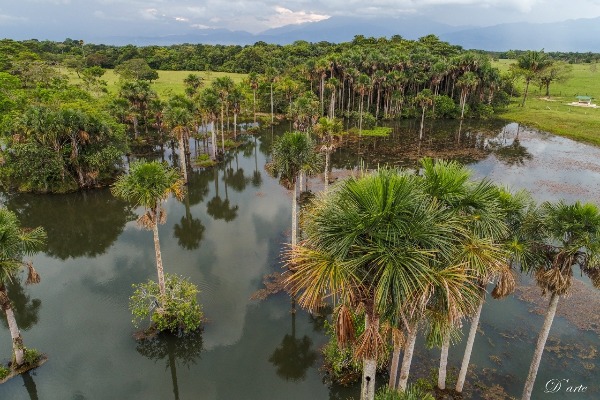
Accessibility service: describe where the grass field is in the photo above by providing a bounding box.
[62,68,247,97]
[492,59,600,146]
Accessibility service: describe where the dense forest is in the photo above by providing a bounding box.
[0,35,587,193]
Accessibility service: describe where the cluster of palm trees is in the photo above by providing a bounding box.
[272,148,600,400]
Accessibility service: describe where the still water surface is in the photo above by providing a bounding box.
[1,121,598,399]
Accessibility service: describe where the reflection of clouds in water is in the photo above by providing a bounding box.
[471,124,600,203]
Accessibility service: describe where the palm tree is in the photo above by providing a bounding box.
[516,50,552,107]
[248,72,259,123]
[455,188,538,393]
[414,89,434,140]
[212,77,234,155]
[314,117,343,191]
[268,132,320,247]
[456,72,479,119]
[111,161,185,296]
[0,208,46,368]
[356,74,371,136]
[521,201,600,400]
[164,106,192,185]
[286,169,470,400]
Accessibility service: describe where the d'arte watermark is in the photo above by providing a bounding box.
[545,379,588,394]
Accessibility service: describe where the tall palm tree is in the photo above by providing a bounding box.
[164,106,192,185]
[286,169,470,400]
[111,161,185,296]
[455,188,538,393]
[212,77,234,155]
[313,117,343,191]
[0,208,46,368]
[456,72,479,120]
[521,201,600,400]
[414,89,433,140]
[516,50,551,107]
[268,132,320,247]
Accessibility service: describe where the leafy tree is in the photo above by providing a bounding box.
[537,61,573,96]
[115,58,159,81]
[130,274,202,333]
[0,208,46,368]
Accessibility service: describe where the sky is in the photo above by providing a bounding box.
[1,0,600,41]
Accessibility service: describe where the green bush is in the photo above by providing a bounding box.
[374,385,435,400]
[195,153,217,168]
[0,364,9,379]
[23,348,42,366]
[130,274,203,334]
[434,95,458,118]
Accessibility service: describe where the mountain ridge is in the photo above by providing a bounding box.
[95,16,600,52]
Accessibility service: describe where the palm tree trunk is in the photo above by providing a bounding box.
[270,83,274,124]
[292,178,298,247]
[211,121,217,160]
[253,90,257,123]
[1,284,25,366]
[324,149,330,191]
[398,326,417,390]
[438,332,451,389]
[456,295,485,392]
[152,217,167,297]
[178,135,188,184]
[388,342,401,389]
[361,312,379,400]
[220,105,225,155]
[419,107,426,140]
[521,79,530,107]
[233,112,237,140]
[521,293,559,400]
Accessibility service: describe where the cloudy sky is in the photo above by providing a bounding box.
[2,0,600,41]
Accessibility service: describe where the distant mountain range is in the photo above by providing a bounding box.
[97,16,600,52]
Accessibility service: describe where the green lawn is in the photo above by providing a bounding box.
[62,68,247,97]
[492,59,600,146]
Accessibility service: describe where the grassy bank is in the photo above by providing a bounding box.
[493,59,600,146]
[62,68,247,96]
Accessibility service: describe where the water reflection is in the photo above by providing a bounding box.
[173,194,205,251]
[136,331,203,400]
[0,278,41,331]
[3,190,135,260]
[2,120,600,400]
[269,308,318,382]
[22,372,39,400]
[206,168,238,222]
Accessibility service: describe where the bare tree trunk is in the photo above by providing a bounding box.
[233,112,237,140]
[220,105,225,155]
[361,312,379,400]
[211,120,217,160]
[521,80,530,107]
[292,179,298,247]
[456,296,484,392]
[270,83,274,124]
[253,89,257,123]
[438,332,451,389]
[152,217,166,297]
[398,326,417,390]
[521,293,559,400]
[1,284,25,366]
[324,149,330,191]
[388,342,401,389]
[419,107,426,140]
[178,135,188,184]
